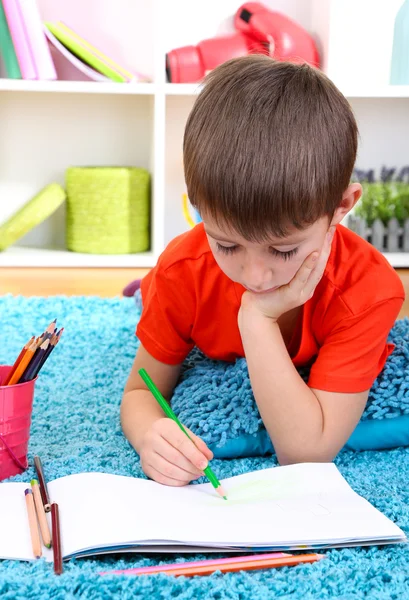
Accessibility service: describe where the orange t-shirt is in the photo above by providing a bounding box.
[137,223,405,393]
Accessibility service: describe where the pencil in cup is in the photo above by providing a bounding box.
[25,489,42,559]
[138,368,227,499]
[3,336,34,385]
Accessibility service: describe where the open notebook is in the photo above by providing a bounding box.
[0,463,406,562]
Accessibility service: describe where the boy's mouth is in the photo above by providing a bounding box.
[244,285,280,294]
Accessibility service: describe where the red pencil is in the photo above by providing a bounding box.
[51,503,63,575]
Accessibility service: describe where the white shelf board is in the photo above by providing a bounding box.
[0,247,157,268]
[342,85,409,98]
[1,81,408,99]
[0,79,156,95]
[165,83,202,95]
[383,253,409,268]
[164,82,409,99]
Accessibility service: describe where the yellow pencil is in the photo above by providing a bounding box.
[25,489,42,559]
[31,480,52,548]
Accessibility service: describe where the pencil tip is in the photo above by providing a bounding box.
[216,484,227,499]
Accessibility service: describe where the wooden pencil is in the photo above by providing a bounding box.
[7,339,37,386]
[25,489,42,559]
[34,455,51,512]
[19,339,50,383]
[35,328,63,378]
[3,336,35,385]
[31,479,52,548]
[51,503,63,575]
[138,553,326,577]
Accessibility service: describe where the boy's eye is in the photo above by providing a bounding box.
[216,243,239,254]
[269,247,299,260]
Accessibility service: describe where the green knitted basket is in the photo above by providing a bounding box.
[0,184,66,251]
[66,167,150,254]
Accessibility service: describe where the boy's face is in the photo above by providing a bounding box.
[203,214,331,293]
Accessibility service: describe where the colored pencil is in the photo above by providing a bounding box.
[138,368,227,500]
[3,336,34,385]
[19,338,49,383]
[7,338,37,385]
[51,503,63,575]
[24,489,42,559]
[101,553,325,577]
[99,552,292,576]
[34,455,51,512]
[159,553,326,576]
[31,479,52,548]
[35,328,63,376]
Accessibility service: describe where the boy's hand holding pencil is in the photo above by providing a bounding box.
[139,417,214,488]
[138,369,226,497]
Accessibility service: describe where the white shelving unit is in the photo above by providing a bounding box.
[0,0,409,268]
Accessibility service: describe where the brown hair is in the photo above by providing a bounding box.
[183,55,358,239]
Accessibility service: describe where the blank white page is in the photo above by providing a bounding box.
[0,463,405,561]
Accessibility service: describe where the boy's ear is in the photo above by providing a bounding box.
[330,183,362,226]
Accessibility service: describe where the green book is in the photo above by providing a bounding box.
[0,0,22,79]
[45,22,127,83]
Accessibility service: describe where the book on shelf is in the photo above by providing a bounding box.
[15,0,56,80]
[0,1,149,84]
[45,21,144,84]
[44,27,109,83]
[0,0,21,78]
[1,0,36,79]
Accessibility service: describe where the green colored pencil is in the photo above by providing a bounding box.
[138,368,227,500]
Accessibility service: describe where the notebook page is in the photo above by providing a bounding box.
[48,463,405,557]
[0,482,53,561]
[0,463,405,561]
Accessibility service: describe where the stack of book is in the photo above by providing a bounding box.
[0,0,147,83]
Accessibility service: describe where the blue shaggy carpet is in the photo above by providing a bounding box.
[0,294,408,599]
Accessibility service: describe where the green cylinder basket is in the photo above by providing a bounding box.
[66,167,150,254]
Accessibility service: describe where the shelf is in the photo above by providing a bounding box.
[164,83,409,99]
[340,86,409,98]
[1,81,408,99]
[164,83,202,95]
[0,79,156,95]
[383,253,409,268]
[0,247,157,268]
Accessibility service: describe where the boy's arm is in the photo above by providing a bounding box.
[238,230,402,465]
[121,344,182,452]
[121,344,213,485]
[239,309,369,464]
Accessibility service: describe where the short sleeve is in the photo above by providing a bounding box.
[308,297,404,393]
[136,263,195,365]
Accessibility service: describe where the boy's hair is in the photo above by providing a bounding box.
[183,55,358,239]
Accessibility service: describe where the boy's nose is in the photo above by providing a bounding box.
[241,260,274,292]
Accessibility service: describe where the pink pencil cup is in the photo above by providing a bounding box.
[0,365,36,481]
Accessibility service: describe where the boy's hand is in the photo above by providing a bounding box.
[240,226,335,323]
[139,418,214,486]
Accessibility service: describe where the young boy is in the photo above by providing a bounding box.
[121,55,404,487]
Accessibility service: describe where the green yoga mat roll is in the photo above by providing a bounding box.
[66,167,151,254]
[0,184,66,251]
